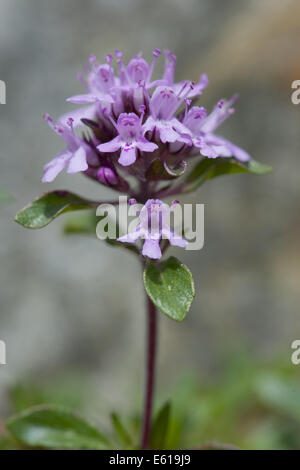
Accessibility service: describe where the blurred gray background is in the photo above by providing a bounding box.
[0,0,300,418]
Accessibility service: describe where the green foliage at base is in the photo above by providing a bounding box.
[2,355,300,450]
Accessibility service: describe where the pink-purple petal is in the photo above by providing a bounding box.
[97,136,122,153]
[118,226,142,243]
[67,146,88,174]
[142,239,162,259]
[42,152,71,183]
[119,145,137,166]
[136,138,158,152]
[162,227,188,248]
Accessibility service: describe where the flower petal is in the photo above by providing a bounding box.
[193,138,219,158]
[225,141,251,162]
[207,135,251,162]
[119,145,137,166]
[143,116,156,135]
[162,228,188,248]
[118,226,142,243]
[97,136,121,153]
[142,239,162,259]
[67,93,114,104]
[157,122,180,143]
[136,138,158,153]
[67,146,88,174]
[67,94,100,104]
[42,151,71,183]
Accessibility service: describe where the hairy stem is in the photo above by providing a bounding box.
[140,295,157,449]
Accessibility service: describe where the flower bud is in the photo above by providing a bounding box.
[97,167,118,185]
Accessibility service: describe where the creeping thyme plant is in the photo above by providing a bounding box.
[10,49,271,450]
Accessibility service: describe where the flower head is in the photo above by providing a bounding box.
[43,49,252,185]
[118,199,188,259]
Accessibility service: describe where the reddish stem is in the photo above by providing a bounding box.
[140,295,157,449]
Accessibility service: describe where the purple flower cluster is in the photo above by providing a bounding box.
[42,49,251,186]
[42,49,252,259]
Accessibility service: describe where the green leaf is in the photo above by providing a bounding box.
[6,405,111,450]
[185,157,272,192]
[150,402,171,450]
[110,413,133,448]
[144,256,195,321]
[15,191,98,229]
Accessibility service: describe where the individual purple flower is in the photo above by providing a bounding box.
[42,115,89,182]
[115,49,164,91]
[183,96,251,161]
[67,56,115,106]
[97,107,158,166]
[143,85,193,144]
[61,55,118,128]
[181,105,220,158]
[118,199,188,259]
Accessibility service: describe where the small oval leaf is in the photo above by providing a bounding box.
[6,405,111,450]
[15,191,97,229]
[143,257,195,321]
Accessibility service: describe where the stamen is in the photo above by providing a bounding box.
[164,50,176,63]
[184,99,191,119]
[138,79,151,104]
[147,49,161,82]
[139,105,146,123]
[67,118,74,130]
[167,82,194,120]
[176,81,188,98]
[43,113,52,123]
